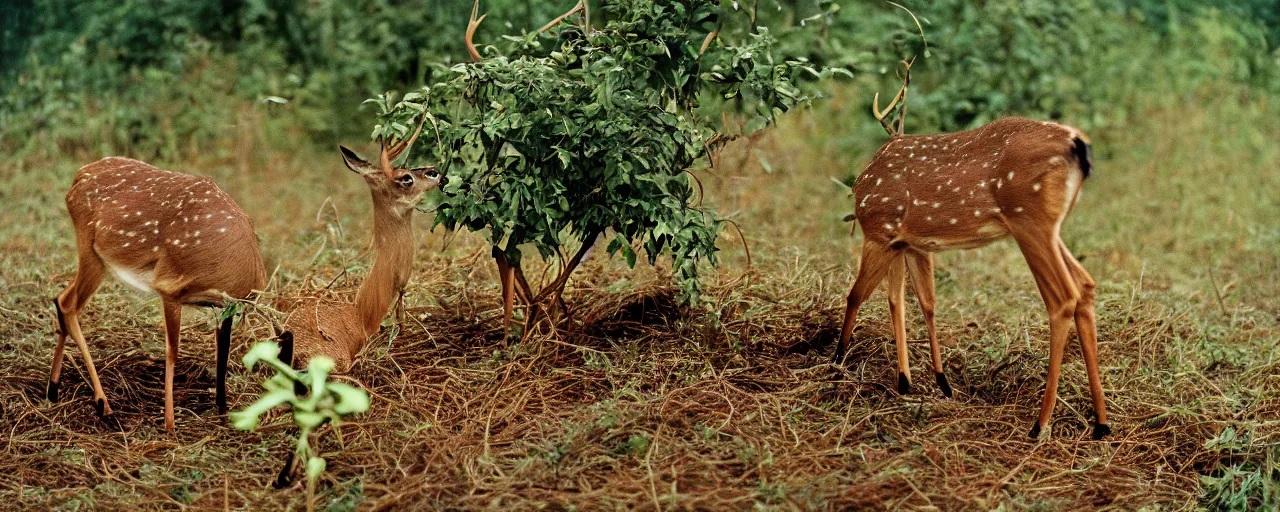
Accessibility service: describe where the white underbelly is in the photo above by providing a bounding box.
[108,263,156,293]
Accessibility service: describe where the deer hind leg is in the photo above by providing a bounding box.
[905,251,950,398]
[1059,241,1109,439]
[1011,225,1081,440]
[886,255,911,394]
[52,249,112,417]
[834,240,900,366]
[162,299,183,432]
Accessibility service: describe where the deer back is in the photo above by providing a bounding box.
[852,117,1092,251]
[66,157,267,304]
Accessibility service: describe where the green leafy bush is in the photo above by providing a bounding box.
[370,0,842,308]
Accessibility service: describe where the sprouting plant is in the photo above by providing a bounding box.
[231,341,371,509]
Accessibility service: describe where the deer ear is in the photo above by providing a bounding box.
[339,146,376,175]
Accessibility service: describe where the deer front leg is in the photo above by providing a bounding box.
[906,251,950,398]
[1012,227,1081,440]
[834,240,900,366]
[215,314,232,415]
[886,255,911,394]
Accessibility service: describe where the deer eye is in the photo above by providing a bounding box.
[426,170,440,179]
[395,174,414,187]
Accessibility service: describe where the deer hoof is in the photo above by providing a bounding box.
[94,398,106,418]
[47,380,60,402]
[897,372,911,395]
[1028,422,1042,440]
[935,372,953,398]
[1092,422,1112,440]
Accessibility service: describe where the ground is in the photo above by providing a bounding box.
[1,87,1277,510]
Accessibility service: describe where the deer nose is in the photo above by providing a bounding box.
[439,176,449,186]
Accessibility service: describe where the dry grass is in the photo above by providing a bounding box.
[1,86,1278,510]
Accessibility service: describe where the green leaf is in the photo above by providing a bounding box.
[328,382,371,415]
[229,389,294,431]
[306,457,327,484]
[242,341,280,371]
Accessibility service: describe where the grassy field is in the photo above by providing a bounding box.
[1,81,1278,510]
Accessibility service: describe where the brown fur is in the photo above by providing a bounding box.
[837,117,1110,439]
[51,157,268,431]
[282,147,441,373]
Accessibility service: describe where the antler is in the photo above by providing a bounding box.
[466,0,488,62]
[872,57,915,137]
[539,1,585,33]
[379,115,427,175]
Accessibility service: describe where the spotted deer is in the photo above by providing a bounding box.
[836,116,1110,440]
[281,125,444,372]
[50,157,269,432]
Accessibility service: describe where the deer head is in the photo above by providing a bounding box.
[337,117,445,217]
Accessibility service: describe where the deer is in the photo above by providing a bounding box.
[50,156,271,432]
[280,120,444,373]
[834,64,1110,440]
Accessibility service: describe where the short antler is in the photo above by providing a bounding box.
[379,115,427,175]
[466,0,488,62]
[539,1,585,33]
[872,57,914,137]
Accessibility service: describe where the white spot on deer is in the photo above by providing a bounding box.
[953,187,961,193]
[897,205,904,211]
[876,178,883,186]
[881,197,890,203]
[974,210,982,216]
[882,223,895,231]
[218,227,227,233]
[926,216,933,221]
[1007,171,1015,180]
[932,202,941,208]
[1014,207,1024,213]
[1033,183,1042,192]
[949,218,958,224]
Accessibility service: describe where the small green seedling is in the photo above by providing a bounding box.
[231,341,370,507]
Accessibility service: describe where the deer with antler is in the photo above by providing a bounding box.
[50,157,271,432]
[280,120,444,372]
[835,62,1111,440]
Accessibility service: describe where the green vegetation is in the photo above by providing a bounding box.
[232,341,371,510]
[1,0,1278,509]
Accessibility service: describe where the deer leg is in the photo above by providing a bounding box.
[1011,227,1081,440]
[162,299,183,432]
[494,250,515,346]
[906,251,950,398]
[886,255,911,394]
[1059,241,1109,439]
[215,314,232,415]
[396,290,405,327]
[54,252,111,416]
[834,240,899,366]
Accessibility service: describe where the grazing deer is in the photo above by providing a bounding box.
[50,157,269,432]
[281,126,444,372]
[836,115,1110,440]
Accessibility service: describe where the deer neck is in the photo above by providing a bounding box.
[354,199,414,336]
